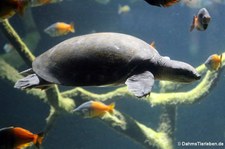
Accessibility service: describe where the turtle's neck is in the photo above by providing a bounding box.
[153,57,201,83]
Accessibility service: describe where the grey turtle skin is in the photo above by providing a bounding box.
[15,32,201,98]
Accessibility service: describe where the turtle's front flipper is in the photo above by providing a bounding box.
[14,74,51,90]
[125,71,154,98]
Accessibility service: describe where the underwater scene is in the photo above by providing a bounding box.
[0,0,225,149]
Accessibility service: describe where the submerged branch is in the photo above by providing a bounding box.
[61,86,130,101]
[45,107,59,135]
[1,9,41,69]
[100,111,173,149]
[46,86,76,113]
[157,106,176,139]
[0,58,47,101]
[0,19,35,66]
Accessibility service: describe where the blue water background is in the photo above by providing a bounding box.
[0,0,225,148]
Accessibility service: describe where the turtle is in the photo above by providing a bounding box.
[14,32,201,98]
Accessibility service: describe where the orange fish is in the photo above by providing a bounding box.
[190,8,211,32]
[0,126,44,149]
[0,0,29,20]
[73,100,115,118]
[144,0,180,7]
[44,22,75,37]
[150,41,155,48]
[204,54,223,71]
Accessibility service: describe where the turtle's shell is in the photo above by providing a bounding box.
[32,33,160,86]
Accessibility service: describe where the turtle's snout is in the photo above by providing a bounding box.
[194,73,201,80]
[187,67,201,82]
[175,64,201,83]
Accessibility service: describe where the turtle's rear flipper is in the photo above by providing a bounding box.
[14,74,51,90]
[125,71,154,98]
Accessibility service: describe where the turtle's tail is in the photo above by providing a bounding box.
[14,74,51,90]
[20,68,34,76]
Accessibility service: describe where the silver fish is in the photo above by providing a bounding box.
[190,8,211,31]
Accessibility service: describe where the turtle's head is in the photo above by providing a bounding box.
[156,58,201,83]
[169,62,201,83]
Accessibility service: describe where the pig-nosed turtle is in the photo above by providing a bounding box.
[15,32,201,98]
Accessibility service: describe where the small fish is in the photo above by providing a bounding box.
[150,41,155,48]
[0,0,29,20]
[118,5,130,14]
[73,100,115,118]
[0,126,44,149]
[30,0,63,7]
[44,22,75,37]
[204,54,223,71]
[190,8,211,32]
[3,43,15,53]
[144,0,180,7]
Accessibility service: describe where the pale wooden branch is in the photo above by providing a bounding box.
[0,19,35,66]
[99,111,173,149]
